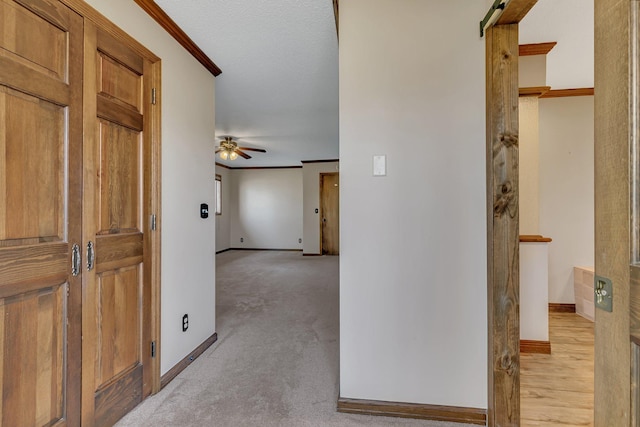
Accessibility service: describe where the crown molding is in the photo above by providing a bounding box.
[133,0,222,76]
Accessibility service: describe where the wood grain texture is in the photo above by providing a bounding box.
[160,333,218,389]
[519,42,557,56]
[336,398,486,425]
[0,56,69,105]
[521,312,593,426]
[549,303,576,313]
[132,0,221,76]
[1,285,66,427]
[97,27,144,75]
[98,53,142,112]
[98,119,141,233]
[95,233,143,273]
[320,173,339,255]
[594,0,631,425]
[519,235,552,243]
[0,86,64,243]
[142,55,162,395]
[0,1,83,423]
[94,364,142,427]
[539,88,594,98]
[13,0,70,31]
[631,3,640,423]
[520,340,551,354]
[97,95,143,132]
[0,0,67,80]
[486,23,521,427]
[82,16,161,423]
[96,266,140,388]
[519,86,550,97]
[497,0,538,25]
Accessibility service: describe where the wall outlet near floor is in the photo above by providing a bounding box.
[182,314,189,332]
[240,237,244,243]
[298,238,302,243]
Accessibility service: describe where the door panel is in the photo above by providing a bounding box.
[0,87,64,244]
[0,0,68,80]
[96,266,140,387]
[98,120,141,233]
[83,23,151,427]
[2,285,65,426]
[321,173,339,255]
[0,0,82,425]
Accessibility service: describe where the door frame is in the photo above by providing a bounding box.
[61,0,163,397]
[319,172,339,255]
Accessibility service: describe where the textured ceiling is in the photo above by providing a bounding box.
[154,0,339,167]
[152,0,590,167]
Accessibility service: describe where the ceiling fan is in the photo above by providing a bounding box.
[215,136,266,160]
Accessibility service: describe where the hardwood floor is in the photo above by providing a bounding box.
[521,312,594,426]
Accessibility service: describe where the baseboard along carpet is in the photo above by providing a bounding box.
[116,250,478,427]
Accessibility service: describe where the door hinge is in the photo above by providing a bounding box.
[151,88,157,105]
[151,341,156,358]
[150,214,157,231]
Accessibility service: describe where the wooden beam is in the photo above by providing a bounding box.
[497,0,538,25]
[132,0,222,76]
[540,88,594,98]
[519,42,557,56]
[486,23,520,427]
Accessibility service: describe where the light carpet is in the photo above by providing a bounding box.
[115,250,475,427]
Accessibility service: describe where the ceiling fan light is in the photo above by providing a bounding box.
[229,150,238,160]
[220,150,229,160]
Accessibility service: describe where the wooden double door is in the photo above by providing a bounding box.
[0,0,160,425]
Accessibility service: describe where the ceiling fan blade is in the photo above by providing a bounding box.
[215,148,222,153]
[237,147,266,153]
[235,149,252,159]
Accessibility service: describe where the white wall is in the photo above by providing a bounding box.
[302,161,339,254]
[519,96,540,234]
[519,55,547,88]
[215,165,231,252]
[230,168,303,250]
[340,0,487,409]
[520,0,594,89]
[539,96,594,303]
[84,0,217,375]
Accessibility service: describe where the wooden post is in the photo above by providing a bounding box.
[594,0,631,425]
[486,23,520,427]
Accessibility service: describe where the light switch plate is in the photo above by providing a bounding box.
[373,155,386,176]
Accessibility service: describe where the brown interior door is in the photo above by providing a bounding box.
[0,0,83,425]
[320,173,339,255]
[81,22,154,427]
